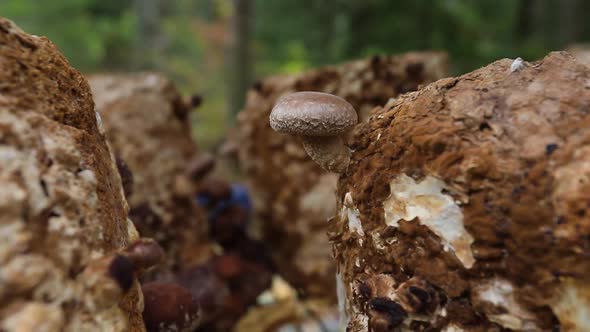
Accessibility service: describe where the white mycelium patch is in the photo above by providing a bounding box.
[511,57,526,72]
[473,278,538,331]
[382,174,475,268]
[341,192,364,237]
[551,279,590,332]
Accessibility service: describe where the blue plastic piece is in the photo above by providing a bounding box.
[195,183,253,225]
[230,184,253,214]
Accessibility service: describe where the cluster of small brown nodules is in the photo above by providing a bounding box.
[334,52,590,331]
[356,275,440,331]
[137,194,274,332]
[188,176,275,331]
[234,52,449,301]
[190,252,273,331]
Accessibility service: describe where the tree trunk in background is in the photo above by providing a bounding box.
[558,0,582,46]
[228,0,253,123]
[135,0,161,70]
[526,0,547,45]
[516,0,533,40]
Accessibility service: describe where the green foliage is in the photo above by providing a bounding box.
[2,0,589,83]
[254,0,590,75]
[0,0,135,71]
[1,0,589,146]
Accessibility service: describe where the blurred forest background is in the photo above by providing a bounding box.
[1,0,589,147]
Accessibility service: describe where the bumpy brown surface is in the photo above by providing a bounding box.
[88,73,208,272]
[334,52,590,331]
[235,52,448,299]
[0,18,143,331]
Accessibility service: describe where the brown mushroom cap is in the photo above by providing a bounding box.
[142,282,201,332]
[123,238,165,271]
[270,91,357,136]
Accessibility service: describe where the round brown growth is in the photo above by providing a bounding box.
[270,91,358,173]
[123,238,165,272]
[235,52,449,300]
[334,52,590,331]
[0,18,143,331]
[142,282,201,332]
[270,92,358,137]
[88,73,209,273]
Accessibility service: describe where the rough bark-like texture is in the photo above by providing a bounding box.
[235,52,448,299]
[0,18,143,331]
[88,73,208,273]
[334,52,590,331]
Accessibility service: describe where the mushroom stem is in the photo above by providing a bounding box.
[300,135,351,173]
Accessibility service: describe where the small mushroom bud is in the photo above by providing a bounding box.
[108,254,135,291]
[395,278,439,315]
[83,254,135,292]
[270,91,358,173]
[142,282,201,332]
[123,238,165,272]
[80,254,135,309]
[367,297,407,332]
